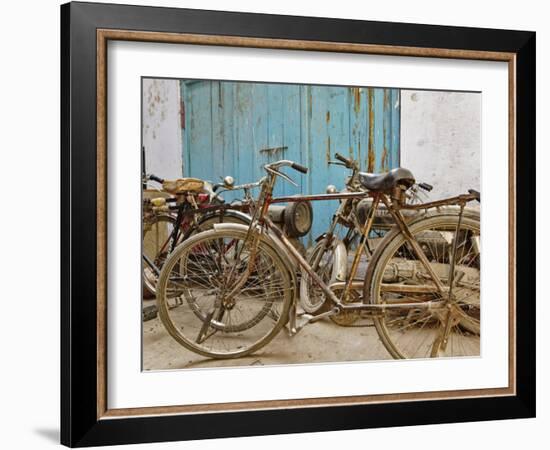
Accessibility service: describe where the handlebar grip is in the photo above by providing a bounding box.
[418,182,433,192]
[334,153,351,164]
[334,152,352,166]
[291,162,308,174]
[149,174,164,184]
[468,189,481,202]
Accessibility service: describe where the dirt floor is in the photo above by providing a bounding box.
[142,299,392,370]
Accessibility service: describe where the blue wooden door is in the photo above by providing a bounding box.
[181,80,400,245]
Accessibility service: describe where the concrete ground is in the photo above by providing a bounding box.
[141,252,480,370]
[142,251,396,370]
[142,300,392,370]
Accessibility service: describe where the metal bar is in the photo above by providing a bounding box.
[344,194,380,297]
[224,176,276,300]
[447,202,465,298]
[272,191,477,206]
[142,254,160,276]
[380,284,447,294]
[329,280,446,294]
[399,193,479,210]
[271,191,371,204]
[264,216,343,307]
[339,300,446,311]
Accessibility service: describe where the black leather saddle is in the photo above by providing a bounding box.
[358,167,415,192]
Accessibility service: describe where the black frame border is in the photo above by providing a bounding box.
[61,2,535,447]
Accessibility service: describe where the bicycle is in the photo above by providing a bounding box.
[156,159,481,360]
[142,174,254,296]
[301,153,480,328]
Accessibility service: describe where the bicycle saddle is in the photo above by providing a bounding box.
[162,178,204,194]
[358,167,415,192]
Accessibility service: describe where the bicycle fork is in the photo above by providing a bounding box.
[431,201,468,355]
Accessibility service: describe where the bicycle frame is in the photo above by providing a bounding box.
[234,168,479,332]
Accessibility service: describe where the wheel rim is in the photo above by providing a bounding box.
[157,230,292,358]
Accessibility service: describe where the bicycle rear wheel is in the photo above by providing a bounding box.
[156,228,293,359]
[143,214,177,296]
[364,214,480,359]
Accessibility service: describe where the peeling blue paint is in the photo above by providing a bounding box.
[181,80,400,244]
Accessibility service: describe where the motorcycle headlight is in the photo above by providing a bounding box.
[284,201,313,238]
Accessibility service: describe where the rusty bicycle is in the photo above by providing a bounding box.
[142,173,255,296]
[143,172,312,297]
[156,159,481,360]
[301,153,480,328]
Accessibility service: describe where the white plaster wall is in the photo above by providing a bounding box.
[400,90,481,200]
[142,79,183,180]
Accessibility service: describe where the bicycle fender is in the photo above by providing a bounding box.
[314,233,327,243]
[406,205,480,226]
[332,239,348,283]
[212,223,299,283]
[197,209,252,226]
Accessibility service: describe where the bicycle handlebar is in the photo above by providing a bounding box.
[334,152,353,167]
[265,160,309,174]
[147,174,164,184]
[468,189,480,202]
[212,179,264,199]
[291,162,308,174]
[418,182,433,192]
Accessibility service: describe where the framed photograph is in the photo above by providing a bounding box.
[61,1,535,447]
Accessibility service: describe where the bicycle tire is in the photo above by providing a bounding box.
[156,228,293,359]
[364,214,481,359]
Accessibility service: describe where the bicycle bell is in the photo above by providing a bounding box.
[223,176,235,188]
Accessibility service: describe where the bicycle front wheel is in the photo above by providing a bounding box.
[156,228,293,359]
[364,214,480,359]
